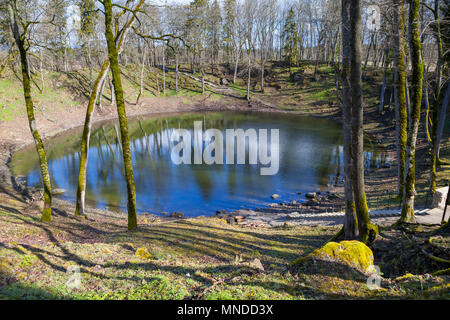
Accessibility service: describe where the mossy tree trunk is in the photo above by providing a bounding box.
[340,0,378,243]
[75,0,144,217]
[430,0,443,195]
[400,0,423,223]
[436,84,449,158]
[341,0,358,240]
[348,0,377,243]
[7,0,52,222]
[103,0,138,230]
[394,0,408,197]
[75,59,109,216]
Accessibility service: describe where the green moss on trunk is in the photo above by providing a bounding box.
[355,194,379,243]
[76,60,110,216]
[396,0,408,197]
[8,1,52,222]
[341,1,359,240]
[400,0,423,224]
[430,0,444,195]
[103,0,137,230]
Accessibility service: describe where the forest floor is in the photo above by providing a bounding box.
[0,61,449,299]
[0,193,448,299]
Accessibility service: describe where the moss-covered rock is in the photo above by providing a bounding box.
[135,247,152,260]
[308,240,376,274]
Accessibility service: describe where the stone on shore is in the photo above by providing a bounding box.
[52,188,66,196]
[287,212,301,219]
[305,192,316,199]
[169,212,184,219]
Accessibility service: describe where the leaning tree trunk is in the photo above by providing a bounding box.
[341,0,358,239]
[108,75,115,105]
[103,0,138,230]
[347,0,378,243]
[394,0,408,197]
[75,59,110,217]
[7,1,52,222]
[97,77,107,109]
[74,0,144,217]
[400,0,423,223]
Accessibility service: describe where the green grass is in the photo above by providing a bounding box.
[0,204,448,300]
[0,64,223,122]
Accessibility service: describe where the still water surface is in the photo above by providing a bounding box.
[11,112,389,216]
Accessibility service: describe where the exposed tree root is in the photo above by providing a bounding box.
[431,268,450,276]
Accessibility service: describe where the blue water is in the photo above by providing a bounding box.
[11,112,389,216]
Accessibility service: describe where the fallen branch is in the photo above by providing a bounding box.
[421,248,450,264]
[431,268,450,276]
[196,278,225,299]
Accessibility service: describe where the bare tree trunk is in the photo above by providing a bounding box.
[64,46,67,72]
[175,55,179,92]
[156,73,160,95]
[137,44,147,104]
[260,44,265,92]
[246,52,251,101]
[201,67,205,94]
[162,47,166,96]
[436,84,449,158]
[88,43,92,94]
[39,49,45,92]
[379,73,387,113]
[233,49,240,84]
[362,33,374,77]
[378,43,390,113]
